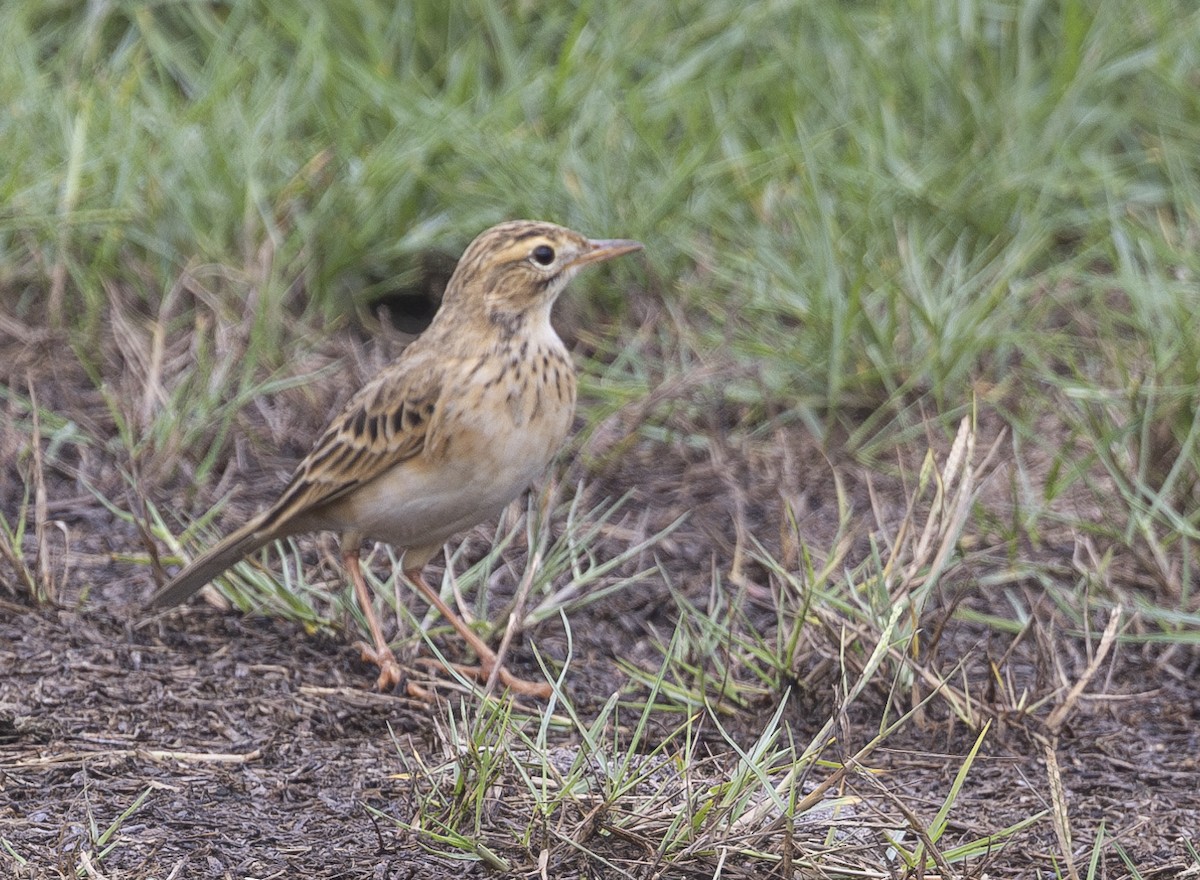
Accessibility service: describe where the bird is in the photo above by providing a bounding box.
[148,220,643,696]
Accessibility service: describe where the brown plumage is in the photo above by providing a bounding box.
[149,220,642,695]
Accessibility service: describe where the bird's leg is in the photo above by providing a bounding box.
[407,568,551,698]
[344,548,403,691]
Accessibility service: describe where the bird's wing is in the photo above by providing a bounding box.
[147,348,463,609]
[256,351,451,533]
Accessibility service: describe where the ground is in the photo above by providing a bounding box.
[5,567,1200,877]
[2,318,1199,879]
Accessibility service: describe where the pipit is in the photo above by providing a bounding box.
[148,220,642,696]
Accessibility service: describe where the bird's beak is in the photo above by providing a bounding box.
[570,238,644,269]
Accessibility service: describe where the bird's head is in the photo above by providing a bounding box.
[439,220,642,333]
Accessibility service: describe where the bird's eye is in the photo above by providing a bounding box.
[531,244,555,266]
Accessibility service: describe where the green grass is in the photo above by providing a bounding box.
[8,1,1198,396]
[378,620,1019,877]
[3,0,1200,875]
[9,0,1198,461]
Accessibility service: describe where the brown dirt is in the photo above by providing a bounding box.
[2,302,1199,878]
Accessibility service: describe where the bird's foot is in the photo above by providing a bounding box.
[414,656,552,699]
[488,663,553,699]
[357,641,404,691]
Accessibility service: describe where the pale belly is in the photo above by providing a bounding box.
[313,377,574,554]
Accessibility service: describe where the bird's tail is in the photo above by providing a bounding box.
[147,514,278,609]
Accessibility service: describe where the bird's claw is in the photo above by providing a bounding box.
[413,655,552,698]
[357,641,404,691]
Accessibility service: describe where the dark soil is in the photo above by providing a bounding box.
[5,586,1200,878]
